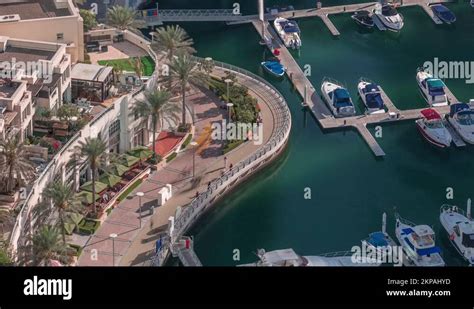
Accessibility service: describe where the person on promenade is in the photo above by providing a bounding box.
[224,156,228,169]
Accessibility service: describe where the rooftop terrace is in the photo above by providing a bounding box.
[0,0,71,21]
[0,79,20,99]
[0,46,56,63]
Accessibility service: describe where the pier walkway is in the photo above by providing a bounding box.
[253,19,460,156]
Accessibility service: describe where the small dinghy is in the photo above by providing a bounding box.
[351,10,374,28]
[431,4,456,24]
[261,61,285,77]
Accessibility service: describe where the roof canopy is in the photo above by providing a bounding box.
[450,103,470,116]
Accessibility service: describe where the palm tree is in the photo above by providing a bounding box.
[31,225,66,266]
[106,5,145,34]
[76,138,107,214]
[151,25,196,62]
[42,182,82,244]
[129,57,143,81]
[133,90,179,160]
[0,137,36,194]
[165,53,208,126]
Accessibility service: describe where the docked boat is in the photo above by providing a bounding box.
[415,108,452,148]
[440,202,474,265]
[351,10,374,28]
[321,78,356,117]
[416,69,448,107]
[273,17,302,49]
[362,213,404,266]
[239,248,381,266]
[357,79,385,114]
[261,61,285,77]
[471,0,474,8]
[431,4,456,24]
[373,4,404,32]
[395,214,445,267]
[447,103,474,144]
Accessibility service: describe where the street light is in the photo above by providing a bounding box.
[136,192,144,228]
[226,103,234,122]
[189,142,198,178]
[110,233,117,266]
[224,79,232,104]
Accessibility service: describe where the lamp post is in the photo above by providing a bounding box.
[190,142,198,178]
[110,233,117,266]
[136,192,144,228]
[226,103,234,122]
[224,78,232,104]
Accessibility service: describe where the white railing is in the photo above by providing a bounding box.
[153,57,292,266]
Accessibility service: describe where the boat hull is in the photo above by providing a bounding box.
[440,206,474,265]
[416,71,448,107]
[447,117,474,144]
[357,81,385,114]
[415,120,451,148]
[321,81,356,118]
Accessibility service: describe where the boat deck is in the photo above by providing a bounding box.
[443,119,467,147]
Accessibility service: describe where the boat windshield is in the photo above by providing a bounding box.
[382,6,398,16]
[425,120,444,129]
[462,233,474,248]
[457,111,474,125]
[412,233,434,247]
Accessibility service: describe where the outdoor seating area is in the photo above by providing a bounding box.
[75,146,154,218]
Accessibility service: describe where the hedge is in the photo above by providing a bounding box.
[166,152,178,163]
[180,134,193,150]
[116,179,143,202]
[223,140,245,154]
[68,244,83,257]
[77,219,101,235]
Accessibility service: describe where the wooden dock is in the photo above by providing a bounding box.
[252,19,460,156]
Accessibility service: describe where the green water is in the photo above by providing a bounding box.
[159,1,474,266]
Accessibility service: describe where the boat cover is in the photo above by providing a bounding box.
[280,20,301,33]
[364,84,383,109]
[333,88,353,108]
[401,228,414,235]
[432,4,456,22]
[426,78,445,96]
[263,61,284,75]
[450,103,470,117]
[421,108,441,120]
[368,232,389,247]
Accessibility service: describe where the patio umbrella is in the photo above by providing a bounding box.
[127,146,153,161]
[79,181,108,194]
[108,163,129,176]
[63,212,84,234]
[75,191,101,205]
[118,154,140,167]
[99,173,122,187]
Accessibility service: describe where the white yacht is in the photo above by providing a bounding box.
[373,4,404,32]
[440,202,474,265]
[357,79,386,114]
[447,103,474,144]
[273,17,302,49]
[416,69,448,107]
[395,214,445,267]
[239,248,381,266]
[415,108,452,148]
[321,78,356,117]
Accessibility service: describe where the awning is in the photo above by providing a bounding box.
[127,146,154,161]
[80,181,108,193]
[118,154,140,167]
[108,163,129,176]
[99,173,122,187]
[75,191,101,204]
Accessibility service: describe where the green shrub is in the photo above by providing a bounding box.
[68,244,83,257]
[166,152,177,163]
[106,207,113,216]
[77,219,101,235]
[223,140,245,154]
[177,123,191,133]
[180,134,193,150]
[116,179,143,202]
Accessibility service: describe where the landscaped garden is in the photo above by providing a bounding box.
[98,56,155,77]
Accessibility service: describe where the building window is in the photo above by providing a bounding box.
[57,33,64,40]
[109,119,120,136]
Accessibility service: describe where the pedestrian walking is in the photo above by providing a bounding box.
[224,156,228,169]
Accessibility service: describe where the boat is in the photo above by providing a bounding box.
[239,248,381,266]
[373,4,404,32]
[395,214,445,267]
[416,68,448,107]
[431,4,456,24]
[273,17,302,50]
[471,0,474,8]
[321,78,356,117]
[357,79,385,114]
[440,202,474,265]
[351,10,375,28]
[446,103,474,144]
[261,61,285,77]
[415,108,452,148]
[362,213,405,266]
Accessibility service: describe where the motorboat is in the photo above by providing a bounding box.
[321,78,356,117]
[361,213,405,266]
[471,0,474,8]
[416,69,448,106]
[373,4,404,32]
[431,4,456,24]
[415,108,452,148]
[261,61,285,77]
[273,17,302,49]
[446,103,474,144]
[239,248,381,266]
[395,214,445,267]
[357,79,386,114]
[351,10,374,28]
[440,202,474,265]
